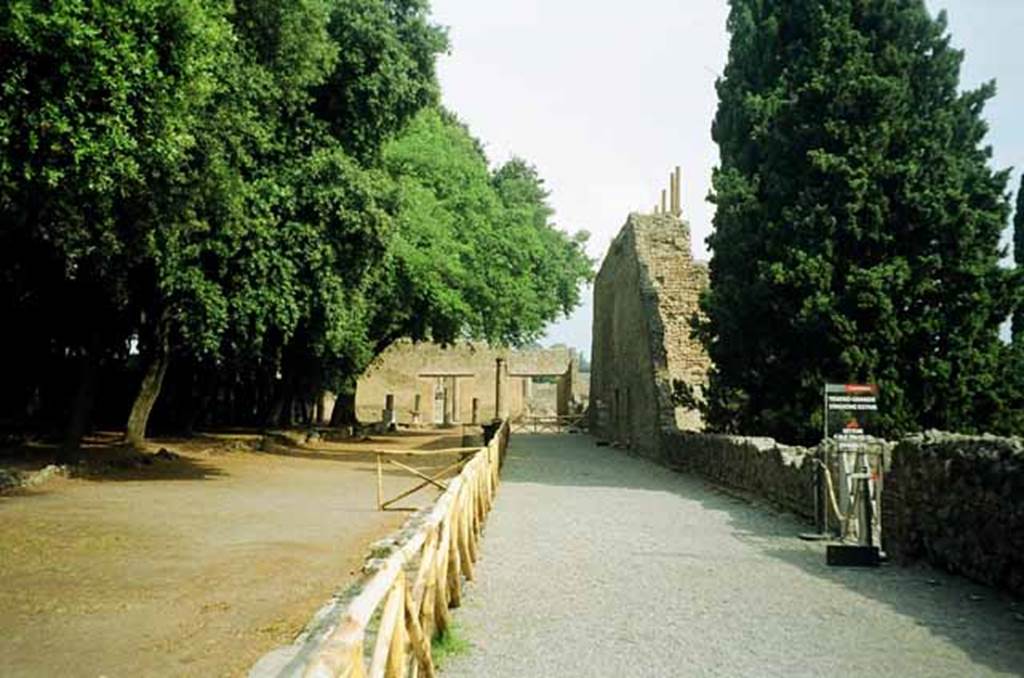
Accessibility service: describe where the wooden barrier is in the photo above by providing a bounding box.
[252,420,509,678]
[510,413,586,434]
[373,447,481,512]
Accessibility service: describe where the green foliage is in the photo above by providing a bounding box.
[1014,175,1024,343]
[373,108,593,349]
[700,0,1020,443]
[0,0,591,437]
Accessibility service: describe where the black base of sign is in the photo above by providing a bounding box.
[826,544,881,567]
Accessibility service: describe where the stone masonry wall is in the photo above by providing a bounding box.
[882,432,1024,596]
[661,431,818,520]
[356,341,575,425]
[590,213,710,455]
[657,429,1024,596]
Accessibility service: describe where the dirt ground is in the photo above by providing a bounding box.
[0,428,470,677]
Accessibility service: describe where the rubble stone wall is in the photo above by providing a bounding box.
[660,431,818,520]
[658,429,1024,596]
[882,433,1024,596]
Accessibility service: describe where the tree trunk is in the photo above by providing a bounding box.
[125,314,171,449]
[315,391,327,425]
[330,382,358,427]
[266,370,295,429]
[59,348,98,464]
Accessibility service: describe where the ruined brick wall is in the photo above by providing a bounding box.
[356,341,574,424]
[590,213,711,455]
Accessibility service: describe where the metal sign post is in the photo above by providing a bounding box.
[823,383,882,567]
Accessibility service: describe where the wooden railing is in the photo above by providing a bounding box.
[510,413,587,434]
[252,420,509,678]
[373,447,482,512]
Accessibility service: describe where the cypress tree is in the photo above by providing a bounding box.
[700,0,1015,443]
[1014,175,1024,343]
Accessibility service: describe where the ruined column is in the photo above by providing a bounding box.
[495,358,506,420]
[471,397,480,425]
[412,393,422,427]
[669,171,676,216]
[383,393,397,429]
[451,377,461,423]
[442,378,453,426]
[673,166,682,216]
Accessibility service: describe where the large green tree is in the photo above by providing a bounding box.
[700,0,1019,443]
[373,109,591,351]
[0,0,447,449]
[324,108,592,425]
[1014,174,1024,343]
[0,0,237,455]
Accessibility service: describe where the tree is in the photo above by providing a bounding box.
[324,109,594,425]
[0,0,237,456]
[0,0,449,449]
[0,0,591,443]
[700,0,1019,443]
[1014,175,1024,343]
[373,109,591,348]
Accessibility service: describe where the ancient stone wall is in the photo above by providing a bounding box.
[882,432,1024,596]
[659,429,1024,596]
[661,431,819,520]
[356,341,577,425]
[590,213,710,455]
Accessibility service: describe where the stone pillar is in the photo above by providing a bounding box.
[412,393,422,427]
[495,358,506,420]
[451,377,461,423]
[471,398,479,425]
[383,393,397,429]
[442,378,453,426]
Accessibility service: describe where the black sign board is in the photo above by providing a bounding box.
[824,383,878,443]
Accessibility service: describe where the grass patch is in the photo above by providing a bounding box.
[431,623,470,668]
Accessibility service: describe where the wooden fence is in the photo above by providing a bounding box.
[510,413,586,434]
[252,420,509,678]
[373,447,482,512]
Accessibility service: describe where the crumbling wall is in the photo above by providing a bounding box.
[659,429,1024,596]
[356,341,574,424]
[589,213,710,455]
[882,432,1024,596]
[661,431,819,519]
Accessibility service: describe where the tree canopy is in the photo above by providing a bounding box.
[1014,175,1024,344]
[0,0,592,450]
[699,0,1021,443]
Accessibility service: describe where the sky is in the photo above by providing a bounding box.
[430,0,1024,357]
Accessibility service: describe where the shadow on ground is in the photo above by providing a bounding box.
[1,433,226,484]
[499,433,1024,676]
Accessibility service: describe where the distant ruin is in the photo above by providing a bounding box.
[356,340,586,426]
[590,169,711,454]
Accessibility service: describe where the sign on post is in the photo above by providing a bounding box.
[823,384,882,552]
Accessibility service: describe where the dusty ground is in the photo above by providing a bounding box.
[0,428,469,677]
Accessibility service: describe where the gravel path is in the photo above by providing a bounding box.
[442,434,1024,678]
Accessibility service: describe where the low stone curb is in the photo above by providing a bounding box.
[0,464,70,494]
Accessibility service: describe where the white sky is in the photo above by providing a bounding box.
[431,0,1024,357]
